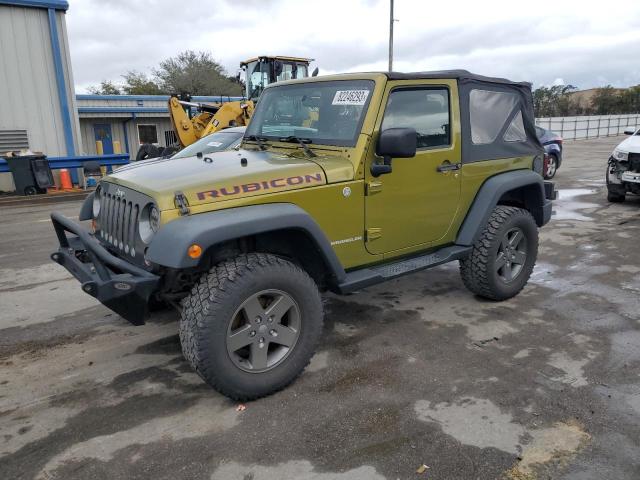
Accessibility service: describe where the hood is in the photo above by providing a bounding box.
[107,149,353,210]
[615,135,640,154]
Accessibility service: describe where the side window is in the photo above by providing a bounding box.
[469,89,525,144]
[381,88,450,149]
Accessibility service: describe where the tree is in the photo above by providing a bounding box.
[618,86,640,114]
[87,80,121,95]
[591,86,621,115]
[153,50,242,96]
[533,84,579,117]
[121,70,164,95]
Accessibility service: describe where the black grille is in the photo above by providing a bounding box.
[96,184,148,259]
[629,153,640,172]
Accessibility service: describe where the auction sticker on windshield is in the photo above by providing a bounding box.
[332,90,370,105]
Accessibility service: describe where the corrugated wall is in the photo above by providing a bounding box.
[0,5,80,156]
[79,117,175,156]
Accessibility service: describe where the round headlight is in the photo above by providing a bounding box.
[139,204,160,244]
[149,206,160,232]
[613,149,628,161]
[92,186,101,217]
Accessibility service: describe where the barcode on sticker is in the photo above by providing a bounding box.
[332,90,370,105]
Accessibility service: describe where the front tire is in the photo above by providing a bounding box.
[179,253,323,400]
[460,206,538,301]
[607,191,625,203]
[606,166,626,203]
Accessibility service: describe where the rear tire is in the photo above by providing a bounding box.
[460,206,538,301]
[544,153,558,179]
[179,253,323,400]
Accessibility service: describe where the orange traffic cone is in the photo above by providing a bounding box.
[59,168,73,190]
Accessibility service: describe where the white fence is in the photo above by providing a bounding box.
[535,114,640,140]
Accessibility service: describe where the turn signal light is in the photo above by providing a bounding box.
[188,244,202,259]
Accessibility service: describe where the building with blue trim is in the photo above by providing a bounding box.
[0,0,82,190]
[0,1,244,191]
[75,94,243,157]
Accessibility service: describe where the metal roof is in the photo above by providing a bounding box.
[0,0,69,11]
[76,94,244,102]
[240,56,314,66]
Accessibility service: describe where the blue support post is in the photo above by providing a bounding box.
[47,8,76,157]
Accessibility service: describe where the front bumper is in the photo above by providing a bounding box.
[50,212,159,325]
[542,180,556,225]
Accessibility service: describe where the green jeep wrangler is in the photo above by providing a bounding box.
[51,70,555,400]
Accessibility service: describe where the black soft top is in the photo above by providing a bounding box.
[377,69,542,163]
[383,69,532,88]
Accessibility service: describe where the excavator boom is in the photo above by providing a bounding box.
[168,96,254,148]
[165,55,314,150]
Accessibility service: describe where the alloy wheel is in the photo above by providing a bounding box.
[226,289,301,373]
[496,227,528,283]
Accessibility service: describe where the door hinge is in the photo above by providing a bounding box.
[366,181,383,195]
[366,227,382,240]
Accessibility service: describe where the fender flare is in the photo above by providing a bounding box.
[146,203,347,281]
[456,169,549,246]
[79,192,95,221]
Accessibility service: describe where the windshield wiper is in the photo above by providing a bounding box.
[244,135,269,151]
[279,136,317,158]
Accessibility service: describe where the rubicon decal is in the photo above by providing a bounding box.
[197,173,324,200]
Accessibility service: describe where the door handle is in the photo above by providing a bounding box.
[437,162,461,173]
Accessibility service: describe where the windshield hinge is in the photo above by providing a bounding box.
[174,191,190,216]
[366,228,382,241]
[366,181,383,195]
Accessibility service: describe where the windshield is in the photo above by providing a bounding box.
[245,80,375,147]
[172,130,244,159]
[246,60,268,100]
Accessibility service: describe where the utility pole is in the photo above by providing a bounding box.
[388,0,394,71]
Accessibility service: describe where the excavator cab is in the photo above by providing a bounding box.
[240,56,315,101]
[165,56,316,150]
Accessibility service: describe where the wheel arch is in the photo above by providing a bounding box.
[456,169,549,246]
[146,203,346,287]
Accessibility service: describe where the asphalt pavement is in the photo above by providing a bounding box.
[1,136,639,479]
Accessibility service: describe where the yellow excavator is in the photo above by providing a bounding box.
[168,56,316,148]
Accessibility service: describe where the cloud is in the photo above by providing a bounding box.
[66,0,640,92]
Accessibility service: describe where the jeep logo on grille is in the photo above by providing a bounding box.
[115,188,125,198]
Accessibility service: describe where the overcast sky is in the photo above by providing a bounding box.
[66,0,640,93]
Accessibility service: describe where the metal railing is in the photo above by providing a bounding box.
[535,114,640,140]
[0,153,130,174]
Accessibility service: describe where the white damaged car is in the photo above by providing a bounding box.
[607,127,640,202]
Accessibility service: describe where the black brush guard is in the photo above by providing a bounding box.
[50,212,159,325]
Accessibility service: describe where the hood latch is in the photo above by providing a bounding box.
[174,191,190,215]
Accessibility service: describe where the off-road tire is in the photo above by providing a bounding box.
[135,143,161,161]
[460,206,538,301]
[607,191,625,203]
[179,253,323,400]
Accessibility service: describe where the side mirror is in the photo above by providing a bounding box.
[372,128,417,177]
[624,127,636,135]
[312,67,319,77]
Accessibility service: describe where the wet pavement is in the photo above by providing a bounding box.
[1,136,639,479]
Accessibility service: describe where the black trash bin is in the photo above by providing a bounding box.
[4,154,54,196]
